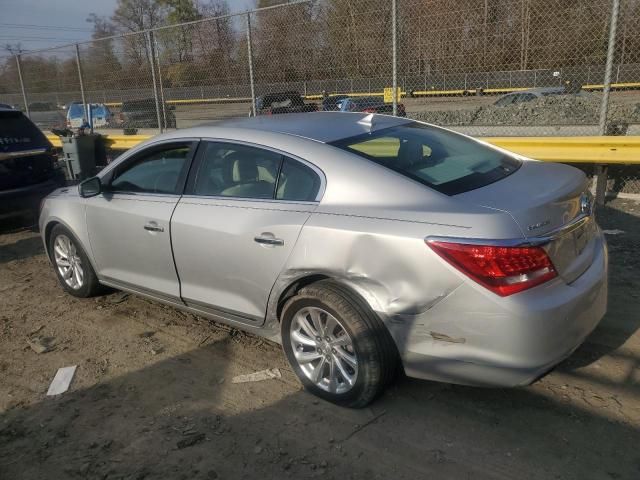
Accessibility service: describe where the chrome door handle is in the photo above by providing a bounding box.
[254,234,284,246]
[144,222,164,232]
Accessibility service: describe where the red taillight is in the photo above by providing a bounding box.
[427,241,557,296]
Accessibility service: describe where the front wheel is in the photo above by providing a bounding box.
[49,224,103,298]
[281,280,397,408]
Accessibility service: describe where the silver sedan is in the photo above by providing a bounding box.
[40,112,607,407]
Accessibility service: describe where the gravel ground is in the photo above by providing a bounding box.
[410,92,640,127]
[1,199,639,480]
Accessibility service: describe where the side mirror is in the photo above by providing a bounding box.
[79,176,102,198]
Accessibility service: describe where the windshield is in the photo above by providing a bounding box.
[68,103,84,118]
[330,122,521,195]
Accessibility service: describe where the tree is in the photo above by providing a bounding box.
[83,14,123,91]
[252,0,319,84]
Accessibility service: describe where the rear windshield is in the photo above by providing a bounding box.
[0,110,49,153]
[330,122,521,195]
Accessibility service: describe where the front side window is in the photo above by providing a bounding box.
[110,144,191,194]
[330,122,521,195]
[193,142,280,199]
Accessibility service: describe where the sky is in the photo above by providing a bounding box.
[0,0,255,53]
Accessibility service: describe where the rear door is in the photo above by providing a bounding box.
[86,140,197,301]
[171,140,323,324]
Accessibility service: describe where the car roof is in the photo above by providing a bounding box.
[189,112,412,143]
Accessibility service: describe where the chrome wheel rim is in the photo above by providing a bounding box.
[53,234,84,290]
[289,306,358,394]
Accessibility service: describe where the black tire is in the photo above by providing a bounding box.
[281,279,398,408]
[49,224,103,298]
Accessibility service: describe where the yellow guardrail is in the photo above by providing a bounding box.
[485,136,640,164]
[46,133,640,164]
[98,81,640,107]
[47,134,149,150]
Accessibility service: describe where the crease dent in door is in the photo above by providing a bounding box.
[168,195,189,306]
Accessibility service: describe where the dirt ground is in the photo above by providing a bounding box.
[1,199,639,480]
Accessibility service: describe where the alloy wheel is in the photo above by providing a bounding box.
[53,234,84,290]
[289,306,358,394]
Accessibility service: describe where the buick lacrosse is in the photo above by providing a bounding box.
[40,112,607,407]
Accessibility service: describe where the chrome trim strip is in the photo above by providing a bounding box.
[180,194,318,206]
[0,148,48,161]
[425,213,593,247]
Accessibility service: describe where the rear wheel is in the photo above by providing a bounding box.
[281,280,397,408]
[49,224,103,298]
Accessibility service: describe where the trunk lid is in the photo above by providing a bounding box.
[455,160,598,283]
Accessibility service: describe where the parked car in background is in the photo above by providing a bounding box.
[1,106,65,220]
[322,94,349,111]
[338,96,406,116]
[117,99,176,129]
[67,102,115,129]
[27,102,66,131]
[0,103,15,110]
[255,91,318,115]
[493,87,587,107]
[41,112,606,408]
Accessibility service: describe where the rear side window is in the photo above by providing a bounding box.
[276,158,321,202]
[0,110,49,153]
[191,142,322,202]
[330,122,521,195]
[192,142,280,199]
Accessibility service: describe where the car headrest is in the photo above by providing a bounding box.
[232,157,259,183]
[222,152,259,184]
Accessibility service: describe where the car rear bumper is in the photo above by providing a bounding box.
[0,173,66,218]
[396,232,608,387]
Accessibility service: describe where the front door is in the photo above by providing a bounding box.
[86,141,196,301]
[171,141,324,323]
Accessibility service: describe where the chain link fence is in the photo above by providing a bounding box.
[0,0,639,196]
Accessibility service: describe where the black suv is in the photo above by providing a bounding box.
[118,99,176,129]
[0,107,65,221]
[255,92,318,115]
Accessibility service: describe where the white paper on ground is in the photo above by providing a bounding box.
[46,366,77,396]
[231,368,281,384]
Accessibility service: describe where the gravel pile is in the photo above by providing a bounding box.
[410,93,640,126]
